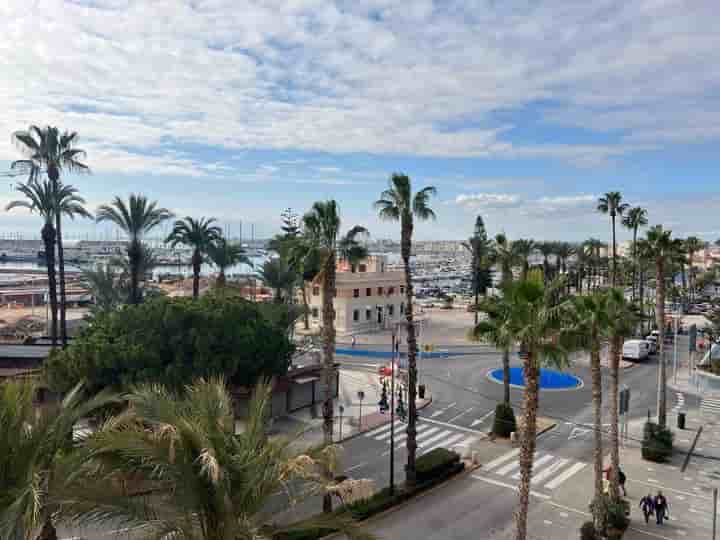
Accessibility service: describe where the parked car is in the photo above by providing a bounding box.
[645,336,658,354]
[623,339,650,361]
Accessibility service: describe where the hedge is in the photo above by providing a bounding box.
[641,421,673,462]
[275,449,464,540]
[492,403,517,438]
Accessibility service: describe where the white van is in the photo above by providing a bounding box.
[623,339,649,361]
[644,336,658,354]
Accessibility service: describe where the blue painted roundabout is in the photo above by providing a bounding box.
[488,367,583,391]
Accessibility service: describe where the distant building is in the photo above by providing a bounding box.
[305,255,405,336]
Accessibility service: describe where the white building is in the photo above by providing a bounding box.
[305,255,405,336]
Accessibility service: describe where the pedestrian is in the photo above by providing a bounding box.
[351,335,356,348]
[654,490,669,525]
[618,467,627,496]
[639,493,655,524]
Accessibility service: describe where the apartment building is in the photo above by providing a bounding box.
[306,255,405,336]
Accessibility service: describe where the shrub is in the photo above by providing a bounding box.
[347,487,406,520]
[416,448,461,483]
[580,521,597,540]
[606,499,629,537]
[493,402,517,438]
[641,421,674,462]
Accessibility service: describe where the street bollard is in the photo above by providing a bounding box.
[678,411,686,430]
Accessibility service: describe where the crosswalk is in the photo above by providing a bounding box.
[672,392,685,414]
[482,448,587,491]
[363,420,479,456]
[701,396,720,416]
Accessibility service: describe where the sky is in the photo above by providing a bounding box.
[0,0,718,243]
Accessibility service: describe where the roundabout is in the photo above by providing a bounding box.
[488,367,583,391]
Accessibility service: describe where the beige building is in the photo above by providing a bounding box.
[306,255,405,336]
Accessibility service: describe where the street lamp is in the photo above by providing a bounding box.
[357,390,365,430]
[389,327,397,495]
[338,404,345,441]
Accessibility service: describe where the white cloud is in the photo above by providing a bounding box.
[454,193,522,209]
[0,1,715,174]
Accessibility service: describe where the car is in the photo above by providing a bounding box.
[645,336,658,354]
[623,339,650,361]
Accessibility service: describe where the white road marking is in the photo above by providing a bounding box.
[511,454,554,480]
[545,462,587,490]
[531,458,570,486]
[568,427,591,440]
[430,410,444,418]
[414,427,441,441]
[447,407,474,423]
[419,416,486,434]
[495,456,522,477]
[365,420,401,438]
[472,475,550,500]
[471,409,495,427]
[374,424,407,441]
[416,430,453,448]
[345,462,368,472]
[483,448,520,472]
[422,433,467,455]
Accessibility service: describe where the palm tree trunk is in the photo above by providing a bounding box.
[192,249,202,299]
[402,223,419,488]
[611,213,617,286]
[632,227,638,302]
[656,258,667,427]
[36,515,57,540]
[590,328,605,529]
[609,334,621,501]
[55,212,68,348]
[321,252,337,513]
[128,240,140,304]
[42,223,58,348]
[301,285,310,330]
[502,348,511,405]
[514,352,539,540]
[639,267,645,334]
[217,269,226,288]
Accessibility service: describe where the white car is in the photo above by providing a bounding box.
[623,339,649,361]
[644,336,658,354]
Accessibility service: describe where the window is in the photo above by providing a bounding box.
[388,305,394,316]
[388,287,395,295]
[400,286,405,294]
[366,288,372,297]
[365,309,372,321]
[353,288,360,298]
[359,264,367,272]
[312,308,319,318]
[353,309,359,322]
[377,287,384,295]
[312,286,320,296]
[351,264,357,273]
[400,302,404,314]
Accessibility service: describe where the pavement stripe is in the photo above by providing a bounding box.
[495,455,523,477]
[374,423,407,441]
[414,427,440,441]
[454,436,478,448]
[364,420,400,438]
[544,462,587,490]
[472,475,550,500]
[416,429,452,448]
[483,448,520,472]
[421,433,467,454]
[511,454,554,480]
[531,458,569,486]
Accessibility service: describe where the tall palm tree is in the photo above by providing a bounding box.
[493,233,524,405]
[537,241,556,284]
[513,239,535,280]
[57,380,362,540]
[6,181,91,346]
[597,192,629,286]
[96,195,173,304]
[554,242,576,294]
[622,207,648,302]
[640,225,682,427]
[207,237,252,288]
[375,173,436,488]
[472,279,575,540]
[166,217,221,299]
[301,200,368,511]
[684,236,705,302]
[606,288,638,501]
[583,238,605,290]
[569,292,613,529]
[462,215,493,324]
[12,126,90,347]
[0,380,118,540]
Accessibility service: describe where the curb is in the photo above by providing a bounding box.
[536,419,557,437]
[335,394,433,444]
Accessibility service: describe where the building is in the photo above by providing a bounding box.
[305,255,405,336]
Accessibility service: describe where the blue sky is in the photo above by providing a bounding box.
[1,0,719,242]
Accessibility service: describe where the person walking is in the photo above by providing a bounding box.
[654,490,669,525]
[639,493,655,524]
[351,335,356,348]
[618,466,627,496]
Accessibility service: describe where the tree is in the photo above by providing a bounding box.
[622,207,648,301]
[684,236,705,302]
[12,126,90,348]
[554,242,576,294]
[513,239,535,280]
[374,173,436,489]
[258,257,296,303]
[462,216,493,324]
[0,380,118,540]
[80,262,125,315]
[597,192,629,286]
[583,238,605,291]
[57,380,362,540]
[300,200,368,511]
[166,217,222,299]
[537,241,556,284]
[207,237,251,288]
[96,194,173,304]
[472,279,575,540]
[639,225,683,427]
[44,295,294,394]
[493,232,524,405]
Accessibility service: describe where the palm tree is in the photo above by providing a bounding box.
[597,192,629,286]
[640,225,682,427]
[537,241,556,284]
[207,237,252,287]
[96,195,173,304]
[12,126,90,347]
[554,242,576,294]
[0,380,118,540]
[493,233,524,405]
[166,217,222,299]
[606,288,638,501]
[462,215,493,324]
[472,279,575,540]
[513,239,535,280]
[684,236,705,302]
[6,181,91,346]
[301,200,368,510]
[57,380,363,540]
[622,207,649,302]
[583,238,605,290]
[258,257,296,303]
[375,173,436,488]
[81,262,125,315]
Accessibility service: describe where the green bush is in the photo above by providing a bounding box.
[606,499,629,537]
[416,448,461,483]
[641,421,674,462]
[493,402,517,438]
[580,521,597,540]
[347,486,406,520]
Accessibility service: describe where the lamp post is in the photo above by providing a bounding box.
[338,404,344,441]
[357,390,365,430]
[390,327,396,495]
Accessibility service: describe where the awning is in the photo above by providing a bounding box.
[294,376,319,384]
